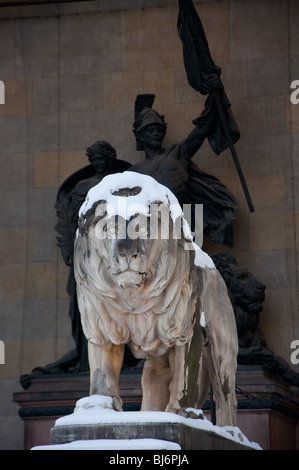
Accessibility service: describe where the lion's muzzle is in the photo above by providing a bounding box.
[110,237,149,288]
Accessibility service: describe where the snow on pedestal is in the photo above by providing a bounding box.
[31,395,262,450]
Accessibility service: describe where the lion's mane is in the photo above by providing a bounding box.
[74,184,200,359]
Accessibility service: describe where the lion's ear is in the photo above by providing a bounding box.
[219,268,232,286]
[94,216,108,241]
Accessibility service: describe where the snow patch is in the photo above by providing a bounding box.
[78,171,215,269]
[200,311,206,328]
[32,438,181,451]
[79,171,182,223]
[193,244,215,269]
[46,395,261,450]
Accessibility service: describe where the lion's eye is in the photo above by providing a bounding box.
[237,274,248,280]
[107,226,116,236]
[138,226,148,236]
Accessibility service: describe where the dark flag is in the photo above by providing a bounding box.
[177,0,254,212]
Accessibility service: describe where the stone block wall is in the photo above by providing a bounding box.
[0,0,298,449]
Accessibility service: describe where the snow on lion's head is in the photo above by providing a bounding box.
[74,172,214,357]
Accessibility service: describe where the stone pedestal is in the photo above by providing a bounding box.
[45,395,260,450]
[13,370,141,450]
[13,366,299,450]
[204,367,299,450]
[236,366,299,450]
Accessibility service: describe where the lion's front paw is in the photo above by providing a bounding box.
[165,404,204,420]
[185,408,205,419]
[112,395,123,412]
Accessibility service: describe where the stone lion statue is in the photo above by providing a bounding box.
[213,252,299,388]
[74,172,238,426]
[212,252,266,351]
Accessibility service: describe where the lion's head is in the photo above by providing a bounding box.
[75,172,195,293]
[74,172,205,356]
[212,252,266,343]
[212,252,265,315]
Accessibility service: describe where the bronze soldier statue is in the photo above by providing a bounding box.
[20,142,130,387]
[130,85,239,247]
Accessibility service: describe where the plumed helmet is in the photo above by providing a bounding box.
[133,94,167,150]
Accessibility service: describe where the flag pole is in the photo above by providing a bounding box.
[213,92,255,213]
[178,0,254,212]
